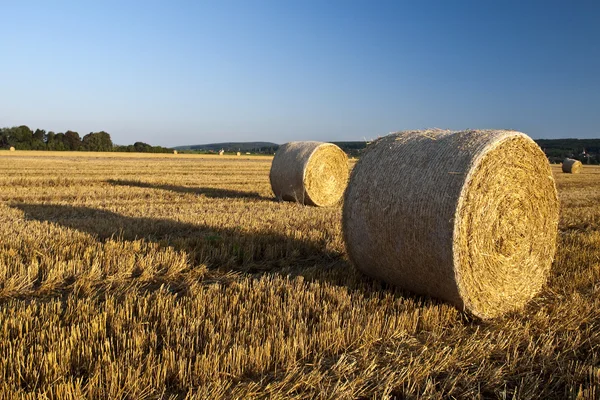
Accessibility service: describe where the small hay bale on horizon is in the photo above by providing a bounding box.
[173,150,178,155]
[9,147,15,152]
[270,141,349,207]
[562,158,582,173]
[236,151,241,156]
[342,129,559,319]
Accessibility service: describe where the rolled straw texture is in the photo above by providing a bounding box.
[342,129,559,319]
[562,158,582,174]
[270,141,349,206]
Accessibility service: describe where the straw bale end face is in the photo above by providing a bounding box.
[343,129,559,319]
[562,158,582,173]
[270,141,349,206]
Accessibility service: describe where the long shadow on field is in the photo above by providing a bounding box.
[107,179,268,200]
[10,203,462,324]
[12,203,350,280]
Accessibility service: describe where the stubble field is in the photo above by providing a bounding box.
[0,151,599,399]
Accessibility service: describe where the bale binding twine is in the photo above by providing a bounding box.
[562,158,582,174]
[270,141,349,206]
[342,129,559,319]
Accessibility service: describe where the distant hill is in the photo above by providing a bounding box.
[331,141,368,156]
[173,138,600,163]
[334,139,600,161]
[174,142,279,153]
[173,141,369,155]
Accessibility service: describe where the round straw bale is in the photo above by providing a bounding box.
[236,151,241,156]
[562,158,582,174]
[342,129,559,319]
[270,141,349,206]
[9,147,15,152]
[173,150,178,155]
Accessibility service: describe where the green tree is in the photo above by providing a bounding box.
[53,133,67,151]
[12,125,34,149]
[133,142,152,152]
[64,131,81,150]
[82,131,113,152]
[45,131,56,149]
[32,129,46,150]
[0,128,9,148]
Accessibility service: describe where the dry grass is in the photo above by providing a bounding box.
[0,151,599,399]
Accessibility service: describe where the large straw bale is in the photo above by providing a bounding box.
[270,141,349,206]
[342,129,559,319]
[9,147,15,152]
[562,158,582,174]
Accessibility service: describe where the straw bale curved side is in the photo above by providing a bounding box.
[270,141,349,206]
[9,147,15,152]
[342,129,559,319]
[562,158,582,174]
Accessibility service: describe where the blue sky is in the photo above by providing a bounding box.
[1,0,598,146]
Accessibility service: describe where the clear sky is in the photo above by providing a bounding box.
[1,0,599,146]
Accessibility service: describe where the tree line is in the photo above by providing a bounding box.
[536,138,600,165]
[0,125,172,153]
[332,139,600,163]
[4,125,598,161]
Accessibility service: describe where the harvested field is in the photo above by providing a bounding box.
[0,151,599,399]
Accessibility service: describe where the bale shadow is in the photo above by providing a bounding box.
[12,202,345,278]
[107,179,268,200]
[10,203,454,319]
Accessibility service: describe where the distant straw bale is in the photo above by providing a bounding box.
[342,129,559,319]
[562,158,582,174]
[9,147,15,152]
[173,150,178,155]
[270,141,349,206]
[236,152,241,156]
[219,150,224,156]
